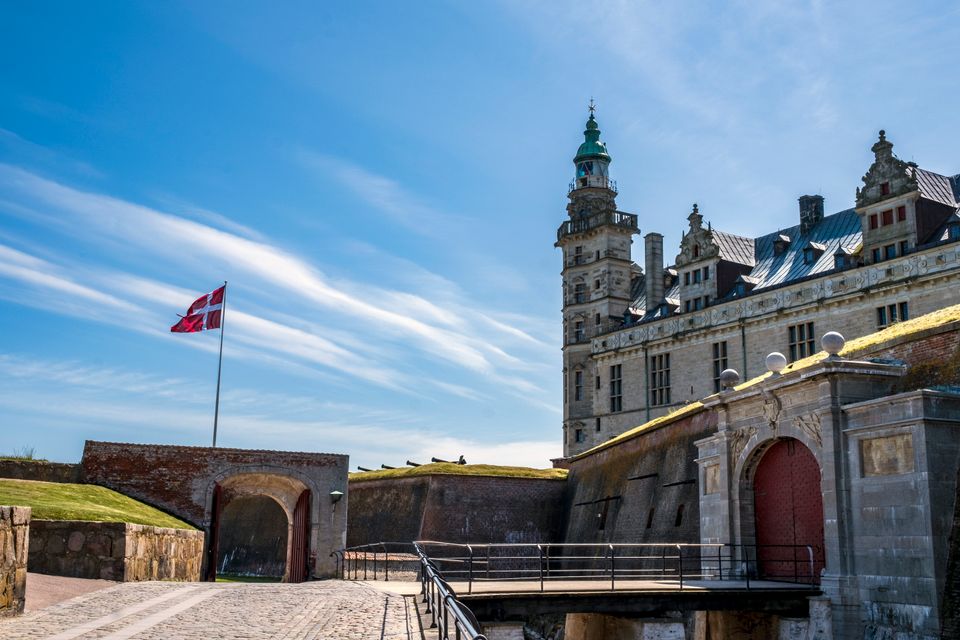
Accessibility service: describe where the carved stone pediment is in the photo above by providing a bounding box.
[676,204,720,267]
[856,130,917,208]
[793,413,822,447]
[730,425,757,462]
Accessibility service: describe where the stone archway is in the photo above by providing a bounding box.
[216,495,288,579]
[748,438,825,583]
[205,472,312,583]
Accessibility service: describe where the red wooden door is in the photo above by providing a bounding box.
[288,489,311,583]
[753,438,824,583]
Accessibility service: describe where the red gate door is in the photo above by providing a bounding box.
[753,438,824,583]
[288,489,311,583]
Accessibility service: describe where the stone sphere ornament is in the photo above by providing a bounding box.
[719,368,741,389]
[766,352,787,375]
[822,331,845,359]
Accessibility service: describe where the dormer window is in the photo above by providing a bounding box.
[773,234,791,256]
[803,242,826,265]
[950,223,960,240]
[692,244,701,258]
[881,181,891,196]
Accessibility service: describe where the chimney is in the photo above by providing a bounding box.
[799,195,824,235]
[644,232,664,313]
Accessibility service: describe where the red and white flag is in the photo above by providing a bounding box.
[170,285,225,333]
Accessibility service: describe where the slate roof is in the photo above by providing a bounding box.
[916,168,959,207]
[625,165,959,319]
[629,208,863,313]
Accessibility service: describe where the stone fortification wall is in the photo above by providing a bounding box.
[943,465,960,639]
[28,520,203,581]
[81,441,347,527]
[0,460,83,483]
[347,474,567,547]
[562,410,715,546]
[0,506,29,617]
[81,441,349,578]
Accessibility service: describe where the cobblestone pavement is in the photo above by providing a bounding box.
[0,580,420,640]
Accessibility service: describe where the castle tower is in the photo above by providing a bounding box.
[555,105,639,456]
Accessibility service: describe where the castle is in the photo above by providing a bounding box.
[557,111,960,457]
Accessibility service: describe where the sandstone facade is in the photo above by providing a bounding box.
[0,506,29,617]
[27,520,203,581]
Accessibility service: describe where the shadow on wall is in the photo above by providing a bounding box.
[217,495,287,579]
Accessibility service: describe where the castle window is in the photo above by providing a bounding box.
[596,417,601,432]
[609,364,623,413]
[693,297,703,311]
[645,508,655,529]
[596,375,601,390]
[693,269,702,284]
[574,370,583,401]
[574,246,583,265]
[884,244,896,260]
[703,266,710,280]
[869,214,879,230]
[899,240,909,256]
[574,428,585,443]
[595,313,601,328]
[950,223,960,240]
[649,353,671,406]
[574,321,584,342]
[674,504,685,527]
[871,248,881,263]
[693,244,701,258]
[897,205,906,222]
[594,279,600,290]
[684,300,691,313]
[881,209,893,226]
[881,181,891,196]
[712,341,728,393]
[803,247,814,264]
[788,322,816,361]
[877,302,909,328]
[684,272,690,286]
[574,283,586,304]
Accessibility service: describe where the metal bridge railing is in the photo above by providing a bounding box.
[411,541,819,593]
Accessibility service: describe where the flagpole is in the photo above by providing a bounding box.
[212,281,227,448]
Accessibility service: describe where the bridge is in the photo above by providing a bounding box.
[336,541,822,639]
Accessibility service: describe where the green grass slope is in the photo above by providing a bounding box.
[0,479,195,529]
[350,462,567,482]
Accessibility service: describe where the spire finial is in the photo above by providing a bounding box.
[588,97,596,117]
[693,203,699,214]
[878,129,886,142]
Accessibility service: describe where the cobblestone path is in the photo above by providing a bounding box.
[0,580,420,640]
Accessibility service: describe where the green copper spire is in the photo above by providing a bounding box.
[573,107,611,164]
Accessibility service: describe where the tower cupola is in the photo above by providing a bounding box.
[571,101,614,192]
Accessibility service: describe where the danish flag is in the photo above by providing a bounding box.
[170,285,225,333]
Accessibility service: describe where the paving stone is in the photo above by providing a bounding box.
[0,580,421,639]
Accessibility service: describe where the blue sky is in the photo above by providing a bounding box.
[1,1,958,468]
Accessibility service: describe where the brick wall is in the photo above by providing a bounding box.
[27,520,203,581]
[0,506,29,617]
[0,460,83,483]
[347,474,567,547]
[81,441,348,578]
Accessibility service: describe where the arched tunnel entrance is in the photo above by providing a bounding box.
[217,495,288,579]
[205,472,312,583]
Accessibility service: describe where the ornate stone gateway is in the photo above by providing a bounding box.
[752,438,824,583]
